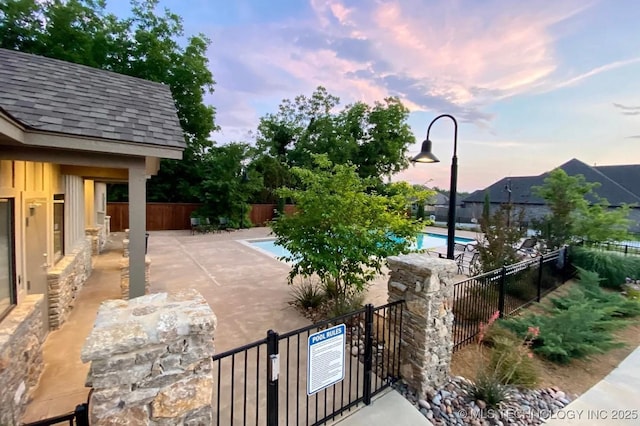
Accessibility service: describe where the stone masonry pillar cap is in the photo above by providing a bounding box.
[81,289,216,362]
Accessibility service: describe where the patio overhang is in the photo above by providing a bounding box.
[0,110,169,299]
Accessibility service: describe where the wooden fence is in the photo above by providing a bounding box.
[106,203,296,232]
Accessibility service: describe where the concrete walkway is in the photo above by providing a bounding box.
[544,345,640,425]
[331,389,433,426]
[22,235,122,422]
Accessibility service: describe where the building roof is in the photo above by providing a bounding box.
[427,192,449,206]
[463,158,640,207]
[0,49,185,148]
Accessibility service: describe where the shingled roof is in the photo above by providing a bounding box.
[463,159,640,207]
[0,49,185,148]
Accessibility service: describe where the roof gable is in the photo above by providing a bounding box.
[0,49,185,149]
[462,158,640,206]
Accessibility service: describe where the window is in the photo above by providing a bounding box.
[53,194,64,261]
[0,198,16,320]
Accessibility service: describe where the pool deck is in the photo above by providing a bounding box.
[22,225,474,422]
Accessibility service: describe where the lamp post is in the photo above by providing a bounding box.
[240,168,248,228]
[411,114,458,260]
[504,178,512,228]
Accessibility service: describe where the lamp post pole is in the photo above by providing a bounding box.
[411,114,458,260]
[505,178,512,228]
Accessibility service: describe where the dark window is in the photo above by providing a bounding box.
[0,198,16,320]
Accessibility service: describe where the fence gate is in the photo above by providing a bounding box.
[212,301,404,426]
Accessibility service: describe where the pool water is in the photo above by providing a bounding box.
[250,233,474,259]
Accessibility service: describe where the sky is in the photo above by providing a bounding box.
[109,0,640,192]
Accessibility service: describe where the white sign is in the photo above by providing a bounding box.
[307,324,346,395]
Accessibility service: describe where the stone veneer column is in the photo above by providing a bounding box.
[0,295,46,425]
[387,253,456,395]
[120,256,151,299]
[81,289,216,425]
[85,227,101,255]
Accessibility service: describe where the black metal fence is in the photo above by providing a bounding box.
[22,404,89,426]
[582,240,640,256]
[212,301,404,426]
[452,248,572,351]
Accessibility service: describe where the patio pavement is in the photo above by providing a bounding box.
[21,225,474,423]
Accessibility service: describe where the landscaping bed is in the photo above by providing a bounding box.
[410,261,640,425]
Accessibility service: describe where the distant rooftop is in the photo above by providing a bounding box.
[463,159,640,207]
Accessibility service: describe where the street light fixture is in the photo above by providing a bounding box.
[240,168,249,228]
[411,114,459,260]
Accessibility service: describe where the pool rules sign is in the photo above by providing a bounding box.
[307,324,346,395]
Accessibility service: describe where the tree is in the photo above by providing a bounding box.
[532,169,632,248]
[254,86,415,182]
[477,199,526,272]
[270,155,423,298]
[1,0,217,200]
[192,143,262,227]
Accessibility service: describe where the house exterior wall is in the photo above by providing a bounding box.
[0,161,94,328]
[464,202,640,233]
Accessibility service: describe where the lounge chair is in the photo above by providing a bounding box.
[468,252,481,276]
[455,252,465,274]
[190,217,200,235]
[516,237,538,257]
[217,216,231,232]
[454,242,468,253]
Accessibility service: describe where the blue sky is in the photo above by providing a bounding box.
[109,0,640,191]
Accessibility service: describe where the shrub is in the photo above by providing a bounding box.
[468,372,510,407]
[500,268,639,364]
[466,312,539,406]
[550,268,640,318]
[290,278,325,309]
[504,269,538,302]
[570,247,640,289]
[486,326,539,388]
[327,292,365,318]
[323,278,340,300]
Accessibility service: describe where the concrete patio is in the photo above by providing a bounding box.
[21,225,475,423]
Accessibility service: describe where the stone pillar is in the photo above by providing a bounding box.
[123,238,130,258]
[387,254,456,395]
[81,289,216,425]
[104,215,111,236]
[0,295,46,425]
[85,227,101,255]
[120,255,152,299]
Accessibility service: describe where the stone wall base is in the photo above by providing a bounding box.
[85,226,106,256]
[0,295,46,425]
[47,238,92,329]
[120,256,151,299]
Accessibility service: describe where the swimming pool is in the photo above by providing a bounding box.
[248,233,474,259]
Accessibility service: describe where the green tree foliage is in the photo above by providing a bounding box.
[192,143,262,227]
[477,199,526,272]
[1,0,217,200]
[532,169,632,248]
[270,155,423,297]
[248,154,291,204]
[254,86,415,182]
